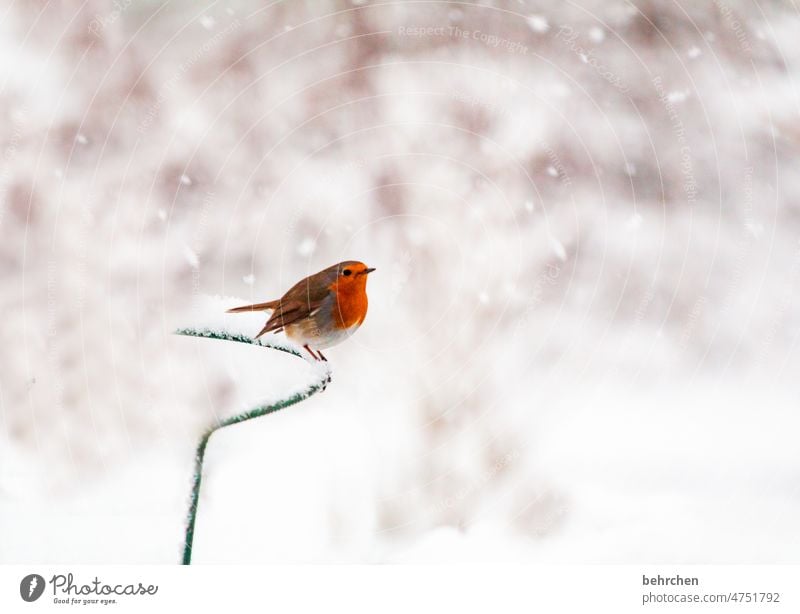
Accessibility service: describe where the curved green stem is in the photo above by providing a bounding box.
[175,328,331,565]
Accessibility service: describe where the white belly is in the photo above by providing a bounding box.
[286,320,362,350]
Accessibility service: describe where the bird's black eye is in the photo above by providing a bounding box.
[343,269,352,276]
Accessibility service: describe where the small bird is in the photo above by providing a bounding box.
[226,261,375,361]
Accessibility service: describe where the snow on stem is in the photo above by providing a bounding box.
[175,327,331,565]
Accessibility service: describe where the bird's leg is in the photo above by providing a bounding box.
[317,349,328,361]
[303,344,320,361]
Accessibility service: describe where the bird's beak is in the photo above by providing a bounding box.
[365,267,376,274]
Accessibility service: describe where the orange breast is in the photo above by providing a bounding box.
[330,281,369,328]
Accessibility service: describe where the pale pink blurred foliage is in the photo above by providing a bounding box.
[2,0,800,562]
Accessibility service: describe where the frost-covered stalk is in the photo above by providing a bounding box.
[175,328,331,565]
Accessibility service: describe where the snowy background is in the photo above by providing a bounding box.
[2,0,800,563]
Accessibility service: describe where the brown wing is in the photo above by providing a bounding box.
[253,273,334,339]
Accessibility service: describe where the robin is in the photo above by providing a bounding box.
[226,261,375,361]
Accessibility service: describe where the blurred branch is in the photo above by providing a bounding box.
[175,327,331,565]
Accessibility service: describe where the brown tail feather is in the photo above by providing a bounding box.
[226,300,278,314]
[254,324,282,339]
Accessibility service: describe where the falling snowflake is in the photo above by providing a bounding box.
[744,222,763,238]
[667,90,689,103]
[297,237,316,256]
[626,213,643,231]
[550,236,567,261]
[182,244,199,268]
[589,27,605,43]
[527,15,549,33]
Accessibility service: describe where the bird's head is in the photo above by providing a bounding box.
[329,260,375,292]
